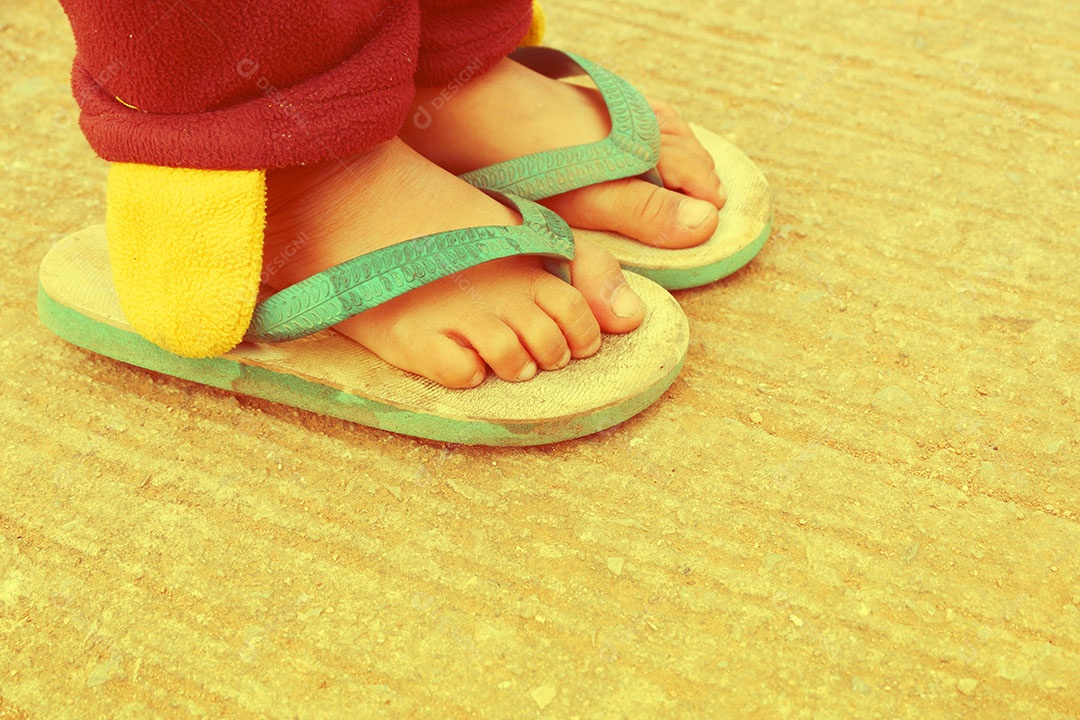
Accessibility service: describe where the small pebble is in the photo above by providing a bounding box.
[1044,439,1065,455]
[531,685,556,709]
[87,656,123,688]
[957,678,979,696]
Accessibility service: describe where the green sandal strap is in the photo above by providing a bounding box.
[245,192,574,343]
[459,48,662,200]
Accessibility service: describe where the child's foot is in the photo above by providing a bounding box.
[401,56,725,250]
[262,139,646,389]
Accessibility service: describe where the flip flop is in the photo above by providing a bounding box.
[37,193,689,446]
[460,47,772,291]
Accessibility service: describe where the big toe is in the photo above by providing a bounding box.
[544,179,719,249]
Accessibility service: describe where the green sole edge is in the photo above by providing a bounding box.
[37,286,682,447]
[624,216,772,291]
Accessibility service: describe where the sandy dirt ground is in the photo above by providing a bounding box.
[2,0,1079,717]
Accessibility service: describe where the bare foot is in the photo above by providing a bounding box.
[401,56,725,249]
[262,139,646,389]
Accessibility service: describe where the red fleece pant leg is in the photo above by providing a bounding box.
[415,0,534,87]
[59,0,421,170]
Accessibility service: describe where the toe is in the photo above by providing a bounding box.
[661,130,715,173]
[532,277,602,358]
[650,100,695,140]
[421,336,489,388]
[504,308,571,371]
[568,238,646,334]
[656,144,724,206]
[345,312,489,388]
[544,179,719,249]
[457,315,538,383]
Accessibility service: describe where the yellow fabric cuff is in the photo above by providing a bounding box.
[520,1,546,47]
[105,164,265,358]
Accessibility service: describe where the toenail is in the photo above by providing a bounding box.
[514,362,538,382]
[678,199,715,229]
[611,283,645,319]
[555,348,572,369]
[468,369,486,387]
[582,336,602,357]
